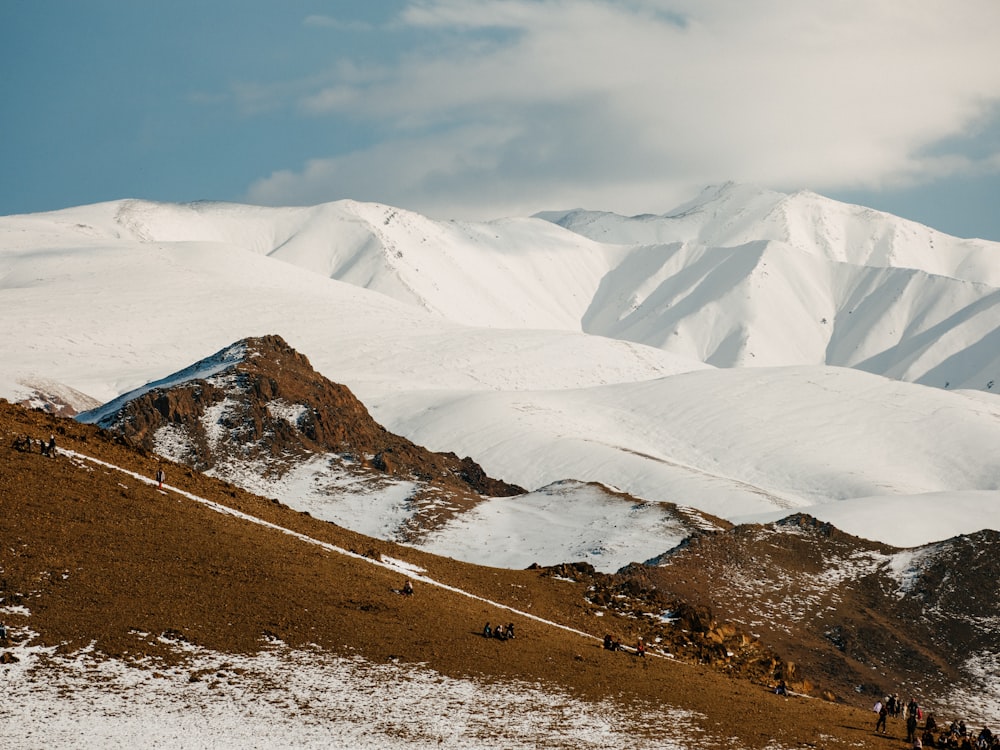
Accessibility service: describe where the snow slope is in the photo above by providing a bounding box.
[369,365,1000,521]
[5,185,998,390]
[1,185,999,554]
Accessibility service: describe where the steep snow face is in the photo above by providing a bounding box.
[547,183,1000,286]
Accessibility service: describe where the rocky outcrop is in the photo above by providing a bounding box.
[83,335,524,498]
[634,516,1000,706]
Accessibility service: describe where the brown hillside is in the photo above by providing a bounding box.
[1,400,898,749]
[635,515,1000,714]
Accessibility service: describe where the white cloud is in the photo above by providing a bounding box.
[247,0,1000,218]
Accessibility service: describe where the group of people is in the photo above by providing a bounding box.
[603,633,645,656]
[11,434,56,456]
[395,582,518,641]
[876,694,924,738]
[932,721,998,750]
[875,693,998,749]
[482,622,515,641]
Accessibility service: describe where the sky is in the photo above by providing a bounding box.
[3,0,1000,239]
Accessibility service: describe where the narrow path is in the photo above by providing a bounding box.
[66,449,628,651]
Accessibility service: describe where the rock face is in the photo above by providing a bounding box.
[81,334,523,505]
[538,560,793,687]
[633,514,1000,708]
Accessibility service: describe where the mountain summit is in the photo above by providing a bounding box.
[78,334,726,566]
[79,335,523,540]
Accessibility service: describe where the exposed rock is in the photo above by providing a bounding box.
[79,335,524,533]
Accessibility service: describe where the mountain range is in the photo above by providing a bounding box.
[2,182,998,546]
[2,183,1000,745]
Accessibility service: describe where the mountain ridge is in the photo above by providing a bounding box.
[6,183,996,391]
[78,334,526,541]
[2,183,998,549]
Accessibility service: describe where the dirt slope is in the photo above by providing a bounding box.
[1,400,898,749]
[637,516,1000,711]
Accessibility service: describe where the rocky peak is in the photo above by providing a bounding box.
[80,334,524,501]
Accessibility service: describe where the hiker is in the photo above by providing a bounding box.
[774,680,788,696]
[907,709,919,743]
[483,623,492,638]
[636,637,646,657]
[41,434,56,457]
[156,467,165,488]
[0,622,7,641]
[402,580,413,595]
[505,623,514,640]
[494,624,507,641]
[875,701,889,734]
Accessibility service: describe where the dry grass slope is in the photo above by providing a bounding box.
[0,399,915,747]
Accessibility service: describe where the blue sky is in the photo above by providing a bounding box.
[3,0,1000,239]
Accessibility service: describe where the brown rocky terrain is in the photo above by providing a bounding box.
[635,515,1000,711]
[79,335,524,539]
[0,398,938,748]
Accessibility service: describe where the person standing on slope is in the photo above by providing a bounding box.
[156,467,165,489]
[875,701,889,734]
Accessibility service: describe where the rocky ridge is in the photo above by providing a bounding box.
[78,335,524,540]
[635,514,1000,711]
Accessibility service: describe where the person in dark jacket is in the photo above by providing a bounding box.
[876,702,889,734]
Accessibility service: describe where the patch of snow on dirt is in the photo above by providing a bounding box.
[2,638,711,750]
[153,422,200,465]
[202,398,239,451]
[886,548,930,597]
[946,651,1000,726]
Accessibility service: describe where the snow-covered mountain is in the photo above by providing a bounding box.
[2,184,998,555]
[76,334,725,570]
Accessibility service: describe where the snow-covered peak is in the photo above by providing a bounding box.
[543,182,1000,286]
[78,340,249,426]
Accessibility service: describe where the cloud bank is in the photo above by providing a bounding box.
[246,0,1000,219]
